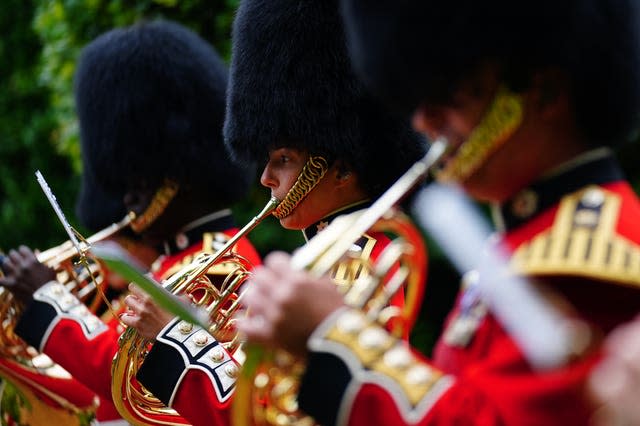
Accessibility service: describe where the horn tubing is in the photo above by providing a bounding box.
[37,212,135,264]
[292,139,448,275]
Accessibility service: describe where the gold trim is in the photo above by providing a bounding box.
[130,180,179,233]
[511,186,640,288]
[330,233,377,290]
[438,86,524,183]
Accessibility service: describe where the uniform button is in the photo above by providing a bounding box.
[581,188,605,208]
[193,333,209,347]
[405,365,433,385]
[175,233,189,250]
[224,363,239,378]
[336,311,365,334]
[51,285,64,296]
[358,327,388,350]
[383,345,412,369]
[510,189,538,219]
[210,348,225,362]
[178,321,193,334]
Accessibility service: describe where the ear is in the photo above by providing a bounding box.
[332,162,353,188]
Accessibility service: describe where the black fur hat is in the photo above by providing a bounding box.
[75,169,127,232]
[224,0,427,198]
[75,20,251,205]
[340,0,640,146]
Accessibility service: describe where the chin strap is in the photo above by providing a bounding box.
[437,86,524,183]
[273,156,329,219]
[131,180,179,233]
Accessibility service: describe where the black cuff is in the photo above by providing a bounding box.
[137,341,184,406]
[15,300,57,349]
[298,351,352,426]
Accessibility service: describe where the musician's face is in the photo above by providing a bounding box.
[260,148,365,230]
[411,69,583,202]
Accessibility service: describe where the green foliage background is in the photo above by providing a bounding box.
[1,0,307,254]
[2,0,639,358]
[0,0,455,356]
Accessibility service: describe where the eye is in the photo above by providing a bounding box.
[280,154,290,164]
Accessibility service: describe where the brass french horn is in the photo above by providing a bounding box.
[110,197,279,426]
[233,139,449,426]
[0,212,135,425]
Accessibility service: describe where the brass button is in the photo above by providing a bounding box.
[224,363,239,378]
[336,311,365,334]
[511,189,538,219]
[210,348,225,362]
[178,321,193,334]
[405,365,433,385]
[582,188,604,208]
[383,345,412,369]
[358,327,388,350]
[193,333,209,347]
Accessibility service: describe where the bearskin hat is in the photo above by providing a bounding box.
[75,20,251,206]
[224,0,427,198]
[340,0,640,146]
[75,168,127,232]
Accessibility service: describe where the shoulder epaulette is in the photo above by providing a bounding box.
[161,232,237,278]
[511,185,640,288]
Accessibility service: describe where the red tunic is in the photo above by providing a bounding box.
[297,158,640,426]
[14,226,260,425]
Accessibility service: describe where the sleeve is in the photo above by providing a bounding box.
[297,307,596,426]
[14,280,121,401]
[136,317,239,426]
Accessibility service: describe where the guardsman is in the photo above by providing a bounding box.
[239,1,640,425]
[127,2,426,424]
[0,20,260,426]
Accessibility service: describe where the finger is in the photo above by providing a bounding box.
[120,312,139,328]
[236,315,275,346]
[123,294,145,314]
[8,249,24,265]
[18,246,37,261]
[128,283,149,302]
[0,276,15,288]
[243,267,280,304]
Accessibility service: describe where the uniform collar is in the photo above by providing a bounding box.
[492,148,624,233]
[302,200,371,241]
[161,209,235,256]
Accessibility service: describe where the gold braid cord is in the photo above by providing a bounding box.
[130,181,179,233]
[437,86,524,183]
[273,156,329,219]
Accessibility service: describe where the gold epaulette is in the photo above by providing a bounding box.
[330,233,377,291]
[511,185,640,289]
[161,232,238,278]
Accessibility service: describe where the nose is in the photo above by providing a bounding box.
[412,104,447,140]
[260,164,277,189]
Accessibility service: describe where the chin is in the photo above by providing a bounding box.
[278,217,302,230]
[278,213,312,231]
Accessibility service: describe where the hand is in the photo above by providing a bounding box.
[237,251,345,356]
[121,283,174,340]
[589,315,640,425]
[0,246,56,304]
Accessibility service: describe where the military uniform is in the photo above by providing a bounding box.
[296,151,640,426]
[14,211,260,426]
